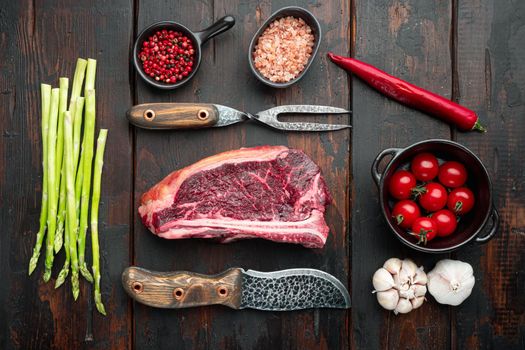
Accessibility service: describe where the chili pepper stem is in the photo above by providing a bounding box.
[473,120,487,132]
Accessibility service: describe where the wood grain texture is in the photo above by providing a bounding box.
[122,267,242,309]
[454,0,525,349]
[351,0,452,349]
[127,103,220,129]
[133,0,350,349]
[0,1,133,349]
[1,0,524,349]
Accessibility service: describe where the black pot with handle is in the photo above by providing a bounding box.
[371,139,498,253]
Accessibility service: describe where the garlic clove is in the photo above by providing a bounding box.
[399,259,418,284]
[376,289,399,310]
[413,266,428,285]
[412,284,427,297]
[399,288,415,300]
[394,298,413,314]
[411,296,425,309]
[427,260,475,306]
[383,258,402,275]
[372,267,395,292]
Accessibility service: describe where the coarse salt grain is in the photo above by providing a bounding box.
[253,16,315,83]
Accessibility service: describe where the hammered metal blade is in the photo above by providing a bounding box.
[214,104,250,127]
[253,105,351,131]
[240,268,351,311]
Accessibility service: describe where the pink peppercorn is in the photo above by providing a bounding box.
[138,29,195,84]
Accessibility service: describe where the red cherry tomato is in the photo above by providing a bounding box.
[447,187,475,215]
[432,209,458,237]
[392,200,421,229]
[411,217,439,245]
[388,170,417,200]
[415,182,448,212]
[411,153,439,181]
[438,161,468,188]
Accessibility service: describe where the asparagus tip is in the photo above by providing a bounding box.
[42,270,51,282]
[28,255,39,275]
[80,264,94,283]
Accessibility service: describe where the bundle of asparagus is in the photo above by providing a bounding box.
[29,58,108,315]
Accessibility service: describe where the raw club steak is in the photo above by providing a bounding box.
[139,145,332,248]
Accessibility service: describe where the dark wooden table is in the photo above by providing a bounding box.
[1,0,524,349]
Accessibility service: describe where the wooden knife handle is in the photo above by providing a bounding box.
[122,266,243,309]
[126,103,219,129]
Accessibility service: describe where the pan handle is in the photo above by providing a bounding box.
[194,16,235,45]
[475,207,499,243]
[371,148,402,187]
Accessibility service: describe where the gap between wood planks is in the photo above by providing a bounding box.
[129,0,140,348]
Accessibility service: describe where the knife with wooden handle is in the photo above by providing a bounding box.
[122,266,350,311]
[126,103,246,129]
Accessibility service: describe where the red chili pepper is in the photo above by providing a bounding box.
[327,52,486,132]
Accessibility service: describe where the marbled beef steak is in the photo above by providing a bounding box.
[139,145,331,248]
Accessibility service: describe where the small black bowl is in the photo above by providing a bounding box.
[133,16,235,90]
[248,6,321,88]
[372,139,499,253]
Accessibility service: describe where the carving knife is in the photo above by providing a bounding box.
[122,266,350,311]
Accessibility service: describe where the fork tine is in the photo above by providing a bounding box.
[263,105,351,116]
[253,105,352,131]
[265,121,351,132]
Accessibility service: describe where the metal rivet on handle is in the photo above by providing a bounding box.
[197,109,209,120]
[173,288,184,300]
[144,109,156,121]
[132,281,143,294]
[217,286,228,297]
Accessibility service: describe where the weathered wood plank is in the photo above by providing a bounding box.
[351,0,452,348]
[0,1,133,349]
[454,0,525,348]
[133,0,350,349]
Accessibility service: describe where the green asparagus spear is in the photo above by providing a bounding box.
[28,84,52,275]
[69,58,87,111]
[43,88,60,282]
[73,97,85,172]
[84,59,97,95]
[78,89,96,282]
[56,97,85,288]
[54,78,71,253]
[54,218,70,288]
[91,129,108,315]
[64,111,80,299]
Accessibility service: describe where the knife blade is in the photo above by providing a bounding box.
[122,266,350,311]
[126,103,247,129]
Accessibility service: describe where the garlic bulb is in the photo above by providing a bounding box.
[427,259,475,306]
[372,258,427,314]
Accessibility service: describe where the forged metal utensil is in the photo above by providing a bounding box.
[122,266,351,311]
[126,103,351,131]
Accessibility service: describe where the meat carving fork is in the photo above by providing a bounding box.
[127,103,351,131]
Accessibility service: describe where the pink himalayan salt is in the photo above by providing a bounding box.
[253,16,315,83]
